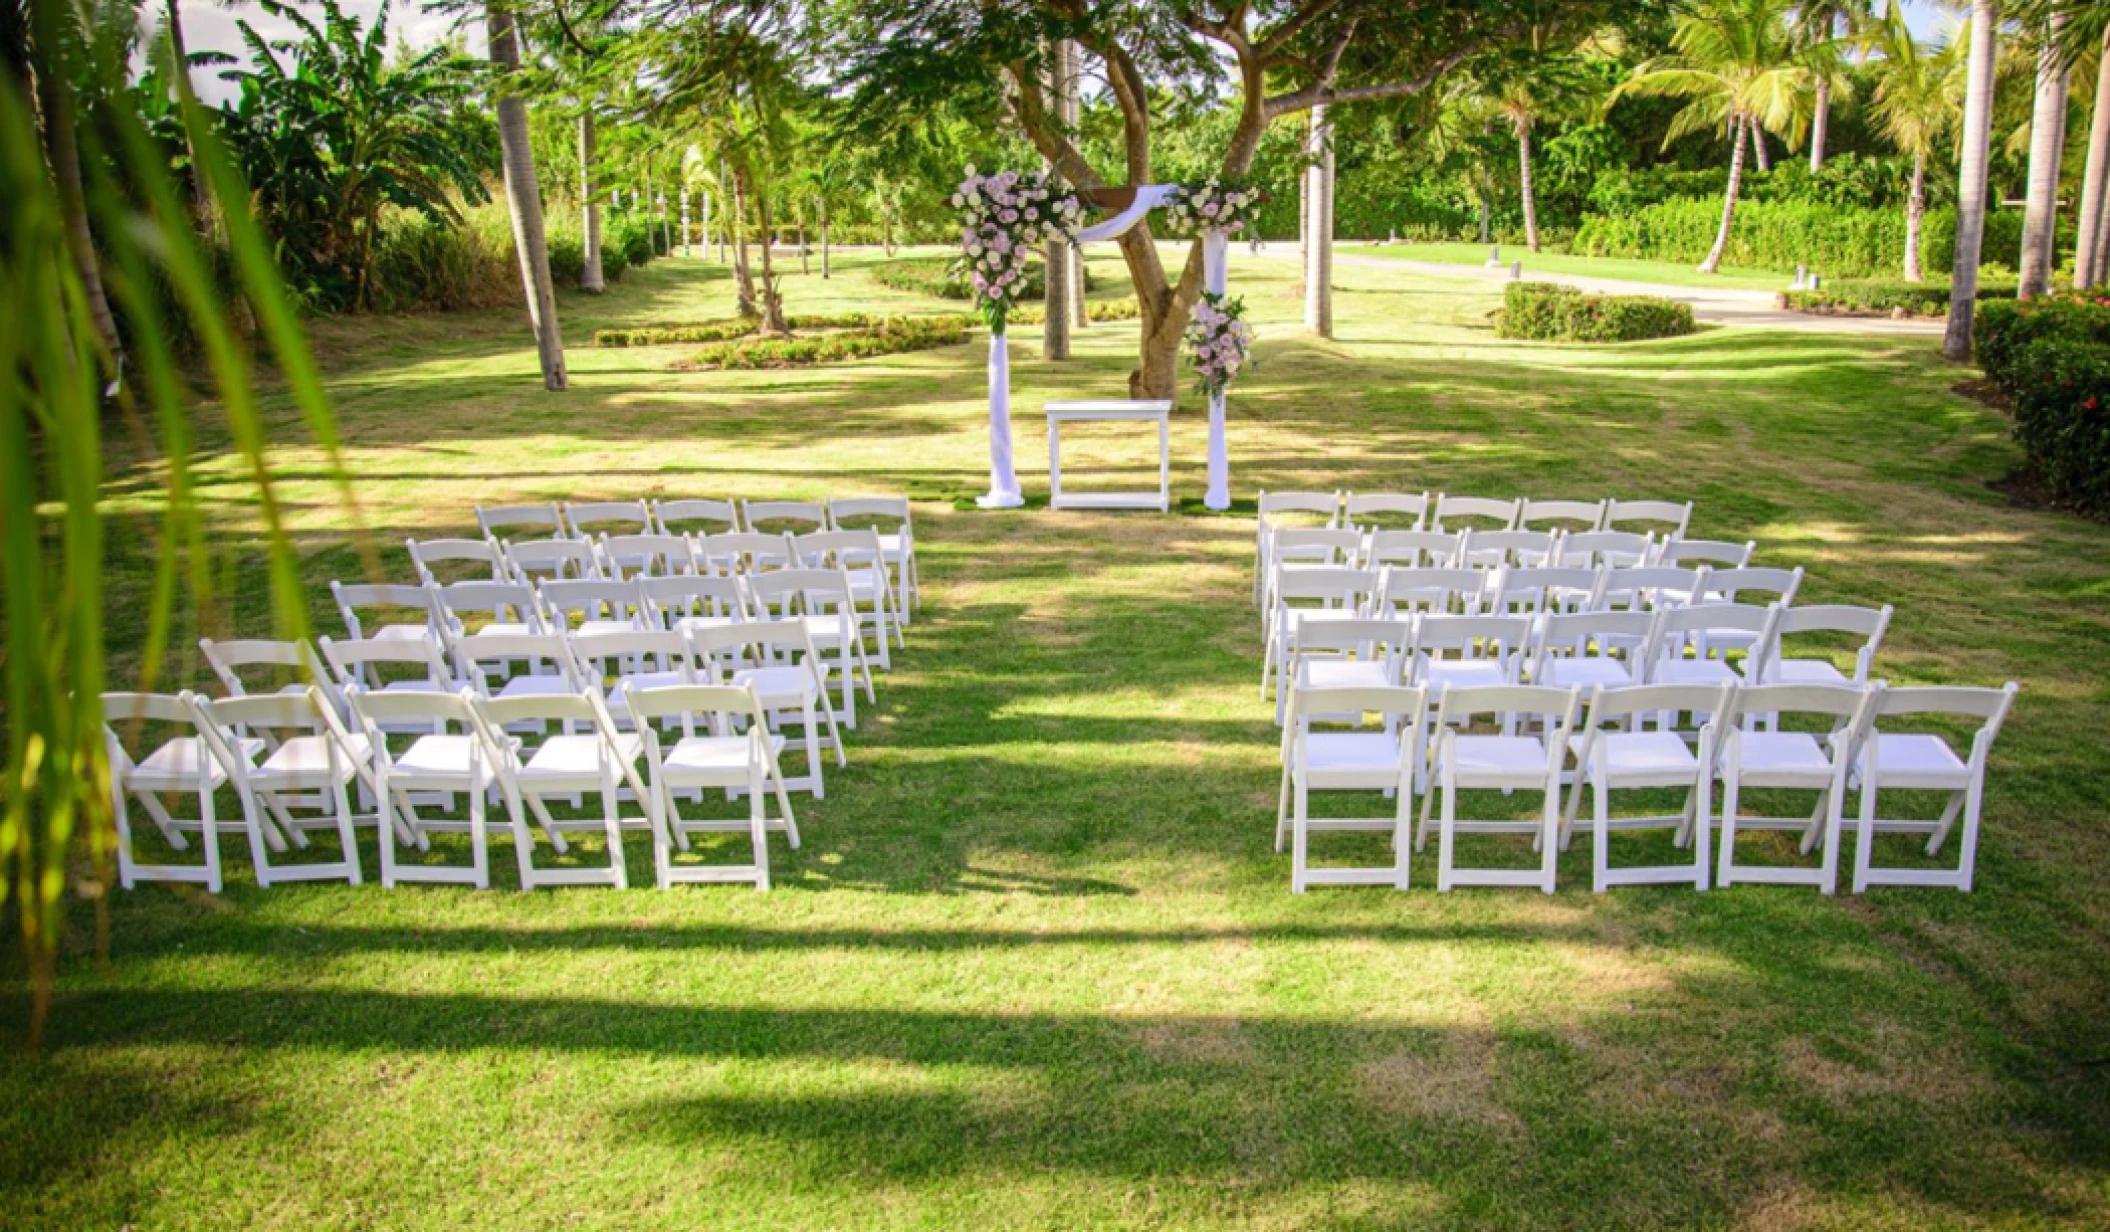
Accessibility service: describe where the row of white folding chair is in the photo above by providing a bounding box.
[1261,527,1755,605]
[103,677,806,894]
[1275,678,2015,897]
[472,497,920,612]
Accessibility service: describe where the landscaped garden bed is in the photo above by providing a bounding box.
[1493,281,1695,342]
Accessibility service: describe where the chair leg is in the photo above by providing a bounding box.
[1926,789,1968,856]
[748,766,771,892]
[1717,766,1741,889]
[468,770,490,890]
[1538,785,1559,894]
[649,777,674,890]
[1852,774,1879,895]
[1290,774,1310,894]
[1274,766,1291,853]
[200,782,224,893]
[1954,778,1985,892]
[238,785,276,888]
[1436,774,1458,893]
[332,779,363,885]
[1591,772,1611,894]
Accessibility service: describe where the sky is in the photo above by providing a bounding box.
[165,0,1962,106]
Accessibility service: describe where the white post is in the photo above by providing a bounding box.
[1203,229,1231,512]
[977,327,1024,508]
[681,191,691,257]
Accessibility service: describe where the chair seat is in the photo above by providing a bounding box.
[1733,732,1834,777]
[576,619,638,638]
[1857,733,1967,782]
[1299,659,1395,690]
[672,614,740,636]
[1536,658,1634,689]
[369,623,433,644]
[392,734,485,778]
[1574,731,1699,777]
[521,732,644,779]
[132,735,264,790]
[1449,735,1551,779]
[664,732,786,775]
[604,672,689,720]
[497,673,575,699]
[1744,657,1849,686]
[1303,731,1405,774]
[460,621,536,642]
[256,733,371,785]
[733,665,815,704]
[1283,608,1364,634]
[1418,659,1509,691]
[797,615,852,645]
[1655,658,1735,686]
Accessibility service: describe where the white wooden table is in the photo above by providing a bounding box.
[1044,400,1173,512]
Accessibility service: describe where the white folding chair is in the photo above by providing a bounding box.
[1364,530,1464,571]
[328,580,435,655]
[1658,537,1755,570]
[629,683,798,890]
[1429,494,1520,532]
[346,687,506,889]
[502,537,604,584]
[407,536,508,585]
[1562,682,1737,892]
[1254,490,1342,605]
[1281,616,1412,724]
[1557,530,1656,570]
[539,578,649,639]
[472,690,649,890]
[1261,566,1380,703]
[652,497,741,537]
[430,580,545,645]
[1849,683,2017,894]
[1596,565,1708,618]
[1716,683,1877,894]
[1416,684,1581,893]
[1647,603,1781,689]
[317,634,455,733]
[697,530,795,577]
[689,621,847,797]
[742,499,828,533]
[476,502,566,539]
[563,499,652,538]
[199,637,330,702]
[570,628,700,730]
[1692,566,1803,659]
[792,528,902,668]
[190,688,369,887]
[1528,610,1656,692]
[828,496,919,619]
[455,631,586,709]
[1602,499,1693,538]
[1456,528,1558,569]
[1488,566,1603,618]
[1740,604,1892,689]
[746,567,876,728]
[104,691,264,893]
[1372,566,1485,617]
[597,533,699,581]
[1410,613,1532,696]
[1262,527,1367,615]
[1517,498,1607,533]
[1276,685,1427,892]
[1341,491,1430,531]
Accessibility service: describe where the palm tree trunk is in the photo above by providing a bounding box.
[730,170,756,316]
[798,221,809,275]
[2018,14,2070,299]
[579,111,604,293]
[1518,121,1540,253]
[487,0,566,390]
[1809,75,1830,172]
[2074,27,2110,290]
[1750,118,1771,172]
[1945,0,2000,362]
[749,167,787,334]
[27,22,124,372]
[1699,115,1749,274]
[1904,150,1926,283]
[1304,103,1333,338]
[820,204,831,279]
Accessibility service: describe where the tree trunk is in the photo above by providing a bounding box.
[164,0,219,242]
[1477,190,1491,244]
[1297,147,1310,293]
[27,21,124,372]
[2018,14,2070,299]
[2073,27,2110,290]
[1809,76,1830,172]
[1945,0,2000,361]
[730,171,756,316]
[820,209,831,279]
[798,222,809,275]
[579,111,604,293]
[747,166,787,333]
[1041,36,1072,360]
[488,0,566,390]
[1750,118,1772,172]
[1904,150,1926,283]
[1518,122,1540,253]
[1304,104,1333,337]
[1699,115,1750,274]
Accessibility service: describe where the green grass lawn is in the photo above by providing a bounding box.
[1345,239,1796,291]
[6,246,2110,1230]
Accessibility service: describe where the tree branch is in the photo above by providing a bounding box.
[1007,61,1104,188]
[1263,40,1480,119]
[1255,0,1338,61]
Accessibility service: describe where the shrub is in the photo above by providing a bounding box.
[870,255,1093,301]
[1008,298,1142,325]
[363,210,518,314]
[1783,276,2018,317]
[683,316,972,369]
[609,216,656,268]
[1573,197,2031,279]
[1974,297,2110,516]
[595,311,934,348]
[1975,297,2110,388]
[1493,282,1695,342]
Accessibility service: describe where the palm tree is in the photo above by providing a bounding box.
[1615,0,1816,274]
[1798,0,1874,169]
[2017,12,2072,298]
[1866,2,1965,282]
[1944,0,1999,362]
[487,0,567,390]
[2076,22,2110,288]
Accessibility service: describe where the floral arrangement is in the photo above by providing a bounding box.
[1162,178,1261,237]
[1185,292,1252,399]
[951,166,1082,333]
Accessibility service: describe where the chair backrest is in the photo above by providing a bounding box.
[1272,565,1380,607]
[1431,683,1581,731]
[597,533,697,580]
[1603,499,1693,537]
[789,528,884,570]
[1290,616,1413,656]
[685,616,823,669]
[747,566,855,619]
[1752,604,1892,684]
[538,579,648,632]
[502,537,603,583]
[476,503,565,538]
[1578,681,1739,733]
[1531,610,1657,670]
[625,682,768,741]
[317,633,452,691]
[328,580,434,639]
[1490,566,1603,616]
[430,581,543,636]
[1652,601,1779,649]
[1866,682,2020,768]
[452,632,582,696]
[652,498,740,535]
[567,628,696,687]
[638,574,749,628]
[1658,537,1755,569]
[1727,682,1873,733]
[1364,529,1462,570]
[1430,494,1520,531]
[1270,527,1365,567]
[1257,490,1341,525]
[1414,613,1532,660]
[563,500,651,537]
[102,691,197,770]
[1557,530,1655,570]
[1341,491,1429,530]
[1284,685,1426,747]
[742,499,827,532]
[346,685,485,750]
[1517,498,1607,531]
[1699,566,1803,607]
[1375,566,1485,616]
[697,530,794,575]
[1457,528,1557,568]
[407,537,507,585]
[1598,565,1707,614]
[827,496,911,533]
[190,689,341,780]
[199,637,326,697]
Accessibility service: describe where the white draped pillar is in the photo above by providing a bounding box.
[1203,229,1231,511]
[976,330,1024,508]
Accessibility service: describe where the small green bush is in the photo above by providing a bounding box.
[609,217,656,268]
[1783,276,2017,317]
[1493,282,1695,342]
[595,311,947,348]
[871,255,1094,301]
[684,316,972,369]
[1008,298,1141,325]
[1974,297,2110,516]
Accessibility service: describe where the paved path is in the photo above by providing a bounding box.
[1249,247,1944,337]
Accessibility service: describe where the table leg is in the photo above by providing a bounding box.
[1158,415,1170,512]
[1048,418,1062,510]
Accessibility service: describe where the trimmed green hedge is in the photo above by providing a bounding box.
[594,312,912,348]
[1976,298,2110,516]
[683,316,972,369]
[1008,298,1140,325]
[871,255,1096,301]
[1493,282,1695,343]
[1784,276,2018,317]
[1574,197,2026,279]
